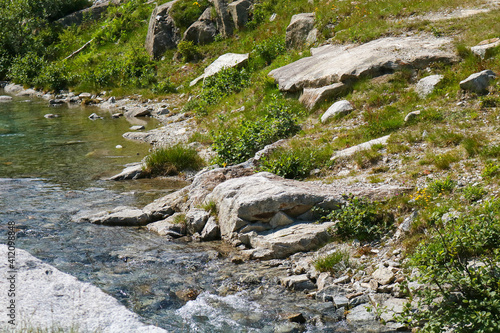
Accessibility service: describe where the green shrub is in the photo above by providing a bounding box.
[177,40,201,62]
[258,146,331,179]
[170,0,210,31]
[399,200,500,332]
[428,177,455,195]
[482,162,500,178]
[320,195,394,242]
[314,250,351,275]
[152,79,177,94]
[8,52,47,86]
[143,144,205,176]
[34,61,71,91]
[253,36,286,65]
[463,184,487,203]
[211,95,300,165]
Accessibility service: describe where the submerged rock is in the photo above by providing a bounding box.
[76,206,149,226]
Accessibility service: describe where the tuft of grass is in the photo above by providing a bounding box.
[462,184,487,203]
[200,200,217,216]
[482,161,500,178]
[172,213,187,225]
[143,144,205,177]
[314,250,351,275]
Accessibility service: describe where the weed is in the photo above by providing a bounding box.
[461,134,485,157]
[352,146,382,169]
[428,177,455,195]
[152,79,177,94]
[177,40,201,62]
[253,36,286,65]
[170,0,210,31]
[172,213,187,225]
[143,144,205,176]
[314,250,351,275]
[482,162,500,178]
[319,195,394,242]
[462,184,487,203]
[200,200,217,216]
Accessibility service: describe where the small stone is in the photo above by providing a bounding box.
[130,125,145,131]
[115,145,123,149]
[333,275,351,284]
[416,75,443,98]
[112,113,123,118]
[280,274,315,291]
[471,38,500,59]
[88,113,103,120]
[283,313,306,324]
[44,114,59,119]
[333,296,349,308]
[156,108,170,115]
[79,92,92,99]
[372,266,396,285]
[0,95,13,101]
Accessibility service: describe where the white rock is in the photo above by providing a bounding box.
[321,100,354,123]
[471,38,500,59]
[416,74,443,98]
[190,53,249,86]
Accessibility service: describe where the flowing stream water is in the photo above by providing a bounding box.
[0,93,349,332]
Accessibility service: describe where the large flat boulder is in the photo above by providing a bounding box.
[269,35,457,92]
[206,172,343,239]
[248,221,336,260]
[0,245,167,332]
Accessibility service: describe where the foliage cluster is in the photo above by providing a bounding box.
[184,67,250,115]
[143,144,205,176]
[399,199,500,332]
[253,36,286,65]
[313,250,351,276]
[258,145,331,179]
[318,195,394,242]
[170,0,210,31]
[211,95,300,165]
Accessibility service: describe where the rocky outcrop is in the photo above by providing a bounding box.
[56,2,108,27]
[213,0,234,38]
[108,163,145,180]
[269,35,458,93]
[332,135,391,160]
[0,245,167,332]
[206,172,342,239]
[183,8,217,45]
[286,13,315,49]
[321,100,354,123]
[299,83,347,110]
[75,206,149,226]
[460,69,497,94]
[471,38,500,59]
[245,221,337,260]
[416,74,443,98]
[145,1,180,59]
[228,0,252,29]
[190,53,249,86]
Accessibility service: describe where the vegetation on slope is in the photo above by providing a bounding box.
[1,0,500,330]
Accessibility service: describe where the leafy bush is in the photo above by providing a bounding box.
[143,144,205,176]
[399,200,500,332]
[34,62,71,91]
[428,177,455,195]
[170,0,210,31]
[463,184,487,203]
[211,95,300,165]
[152,79,177,94]
[314,250,351,275]
[258,146,331,179]
[253,36,286,65]
[319,195,394,242]
[184,66,250,114]
[482,162,500,178]
[177,40,201,62]
[8,52,47,86]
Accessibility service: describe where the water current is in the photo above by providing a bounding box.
[0,93,348,332]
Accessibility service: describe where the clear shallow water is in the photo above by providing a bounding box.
[0,94,347,332]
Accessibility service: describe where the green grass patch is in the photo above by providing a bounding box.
[143,144,205,176]
[314,250,351,275]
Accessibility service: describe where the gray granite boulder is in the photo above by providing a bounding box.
[299,83,347,110]
[108,163,145,180]
[145,1,180,58]
[75,206,149,226]
[228,0,252,29]
[190,53,249,86]
[213,0,234,38]
[206,172,342,239]
[183,8,217,45]
[460,69,497,94]
[269,35,457,93]
[0,245,167,332]
[321,100,354,123]
[286,13,315,49]
[471,38,500,59]
[416,74,443,98]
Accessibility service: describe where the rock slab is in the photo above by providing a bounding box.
[321,100,354,123]
[190,53,249,86]
[0,245,167,332]
[269,35,457,92]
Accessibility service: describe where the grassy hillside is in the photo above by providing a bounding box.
[3,0,500,330]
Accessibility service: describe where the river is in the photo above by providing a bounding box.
[0,93,350,332]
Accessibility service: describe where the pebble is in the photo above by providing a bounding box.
[116,145,123,149]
